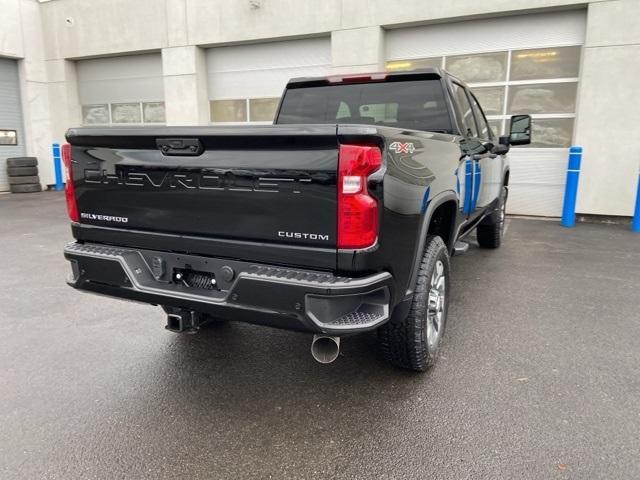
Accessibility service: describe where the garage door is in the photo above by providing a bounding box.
[77,53,165,126]
[206,37,331,123]
[0,58,26,192]
[386,10,587,216]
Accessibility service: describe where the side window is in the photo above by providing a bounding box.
[451,82,478,137]
[469,92,493,140]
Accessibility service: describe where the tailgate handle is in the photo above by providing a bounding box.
[156,138,203,156]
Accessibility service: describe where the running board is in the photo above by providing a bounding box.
[453,241,469,256]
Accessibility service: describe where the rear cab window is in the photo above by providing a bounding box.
[276,78,453,134]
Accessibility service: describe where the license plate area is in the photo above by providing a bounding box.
[173,266,218,291]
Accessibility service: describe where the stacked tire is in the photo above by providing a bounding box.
[6,157,42,193]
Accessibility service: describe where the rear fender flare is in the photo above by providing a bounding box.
[405,190,459,298]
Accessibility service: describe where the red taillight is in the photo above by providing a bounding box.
[337,144,382,249]
[61,143,79,222]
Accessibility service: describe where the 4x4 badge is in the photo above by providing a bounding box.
[389,142,415,154]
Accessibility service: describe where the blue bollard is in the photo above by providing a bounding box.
[52,143,63,191]
[561,146,583,228]
[632,169,640,233]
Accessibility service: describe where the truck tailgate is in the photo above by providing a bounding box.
[66,126,339,262]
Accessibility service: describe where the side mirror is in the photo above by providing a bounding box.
[492,143,510,155]
[509,114,532,146]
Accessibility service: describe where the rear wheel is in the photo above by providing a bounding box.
[477,186,507,249]
[378,235,450,371]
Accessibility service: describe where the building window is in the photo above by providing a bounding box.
[472,86,505,117]
[82,105,110,125]
[386,45,581,147]
[510,46,581,81]
[210,99,247,123]
[82,102,165,126]
[508,83,578,115]
[387,57,442,71]
[445,52,508,83]
[111,103,142,124]
[528,118,575,148]
[143,102,166,123]
[0,130,18,145]
[210,97,279,124]
[249,98,279,122]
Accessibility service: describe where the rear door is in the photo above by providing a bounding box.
[67,126,339,253]
[468,91,502,211]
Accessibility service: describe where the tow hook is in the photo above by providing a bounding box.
[165,308,206,333]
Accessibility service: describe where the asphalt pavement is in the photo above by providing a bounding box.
[1,191,639,479]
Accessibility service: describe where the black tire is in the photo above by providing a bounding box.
[477,186,507,249]
[7,157,37,168]
[7,166,38,176]
[10,183,42,193]
[9,175,40,185]
[378,235,450,371]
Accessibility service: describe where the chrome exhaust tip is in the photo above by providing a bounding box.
[310,335,340,364]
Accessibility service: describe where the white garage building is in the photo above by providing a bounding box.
[1,0,639,220]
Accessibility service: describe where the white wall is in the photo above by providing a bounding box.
[38,0,602,61]
[2,0,638,218]
[574,0,640,216]
[1,0,54,187]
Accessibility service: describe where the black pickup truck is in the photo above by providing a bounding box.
[63,68,531,371]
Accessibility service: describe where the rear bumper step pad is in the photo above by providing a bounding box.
[64,242,392,334]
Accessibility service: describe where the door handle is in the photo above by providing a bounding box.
[157,138,203,156]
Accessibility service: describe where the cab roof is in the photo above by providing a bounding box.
[285,68,462,89]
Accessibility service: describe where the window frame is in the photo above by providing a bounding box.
[450,80,479,138]
[468,90,494,141]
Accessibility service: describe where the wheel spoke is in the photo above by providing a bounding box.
[426,259,446,347]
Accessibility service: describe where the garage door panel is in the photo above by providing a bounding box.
[0,58,26,192]
[207,38,331,73]
[386,11,586,217]
[508,184,564,217]
[386,10,586,60]
[509,149,567,184]
[507,149,568,216]
[76,53,165,126]
[78,76,165,105]
[210,65,331,100]
[207,37,331,122]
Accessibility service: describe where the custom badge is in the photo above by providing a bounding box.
[389,141,416,154]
